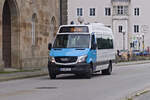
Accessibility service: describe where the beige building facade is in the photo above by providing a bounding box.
[0,0,60,70]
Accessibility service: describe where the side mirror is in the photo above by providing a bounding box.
[91,43,97,50]
[48,43,52,50]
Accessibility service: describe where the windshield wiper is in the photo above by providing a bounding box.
[53,48,62,50]
[75,48,86,50]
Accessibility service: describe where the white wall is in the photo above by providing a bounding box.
[68,0,112,26]
[129,0,150,50]
[68,0,150,50]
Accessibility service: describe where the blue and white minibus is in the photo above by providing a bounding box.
[48,23,115,79]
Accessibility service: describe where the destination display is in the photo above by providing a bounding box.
[59,26,89,33]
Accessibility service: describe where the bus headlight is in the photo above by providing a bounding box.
[48,56,55,63]
[78,55,87,63]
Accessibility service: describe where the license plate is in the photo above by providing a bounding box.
[60,68,71,71]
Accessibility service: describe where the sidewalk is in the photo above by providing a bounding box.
[134,92,150,100]
[115,60,150,66]
[0,67,48,82]
[125,87,150,100]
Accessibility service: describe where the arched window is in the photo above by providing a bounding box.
[32,13,37,46]
[50,17,57,37]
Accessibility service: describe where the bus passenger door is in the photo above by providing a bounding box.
[96,34,108,70]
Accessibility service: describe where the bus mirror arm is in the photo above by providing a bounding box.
[48,43,52,50]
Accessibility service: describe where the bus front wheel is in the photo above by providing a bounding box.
[85,64,93,79]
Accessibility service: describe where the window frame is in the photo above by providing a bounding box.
[118,25,123,33]
[134,8,140,16]
[105,7,111,16]
[32,13,37,46]
[117,6,124,15]
[90,8,96,16]
[113,5,128,16]
[77,8,83,16]
[134,25,139,33]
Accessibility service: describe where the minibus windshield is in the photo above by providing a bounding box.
[53,34,90,48]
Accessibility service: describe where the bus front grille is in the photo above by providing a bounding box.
[55,57,77,63]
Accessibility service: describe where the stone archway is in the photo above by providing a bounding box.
[2,0,20,68]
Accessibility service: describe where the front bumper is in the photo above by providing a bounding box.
[48,62,90,75]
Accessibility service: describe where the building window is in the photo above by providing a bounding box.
[119,26,123,33]
[134,25,139,33]
[113,6,128,15]
[124,6,128,15]
[51,17,57,37]
[90,8,95,16]
[134,8,139,16]
[118,6,123,15]
[77,8,83,16]
[32,13,37,46]
[105,8,111,16]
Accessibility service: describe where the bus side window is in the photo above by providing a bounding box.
[91,35,96,50]
[96,35,113,49]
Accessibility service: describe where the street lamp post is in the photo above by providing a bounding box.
[122,31,126,50]
[142,33,145,51]
[136,35,141,51]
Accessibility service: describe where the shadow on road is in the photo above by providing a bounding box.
[41,73,106,80]
[38,72,115,81]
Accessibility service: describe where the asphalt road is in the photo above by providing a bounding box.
[0,63,150,100]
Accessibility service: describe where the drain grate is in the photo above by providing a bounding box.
[36,87,57,90]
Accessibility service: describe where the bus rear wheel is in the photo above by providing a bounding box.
[102,61,112,75]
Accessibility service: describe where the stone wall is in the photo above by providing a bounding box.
[0,0,60,70]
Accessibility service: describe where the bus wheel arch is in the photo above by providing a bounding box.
[102,60,112,75]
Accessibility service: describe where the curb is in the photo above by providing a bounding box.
[121,87,150,100]
[0,72,48,82]
[115,60,150,67]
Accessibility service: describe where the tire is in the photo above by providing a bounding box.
[85,64,93,79]
[49,73,56,79]
[48,66,56,79]
[102,61,112,75]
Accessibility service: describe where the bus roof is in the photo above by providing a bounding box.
[58,23,113,34]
